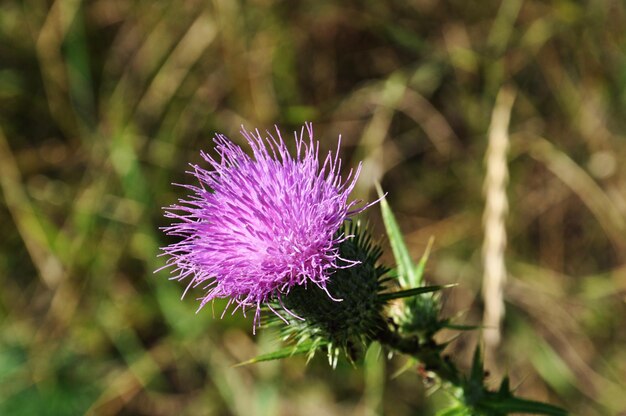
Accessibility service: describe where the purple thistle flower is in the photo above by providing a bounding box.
[160,123,369,328]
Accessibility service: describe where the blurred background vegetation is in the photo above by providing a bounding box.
[1,0,626,414]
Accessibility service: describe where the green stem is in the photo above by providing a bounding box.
[374,326,462,386]
[374,326,568,415]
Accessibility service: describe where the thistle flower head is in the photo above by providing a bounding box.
[271,221,390,367]
[160,123,367,327]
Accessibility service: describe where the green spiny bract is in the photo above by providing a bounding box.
[267,222,389,367]
[393,292,443,339]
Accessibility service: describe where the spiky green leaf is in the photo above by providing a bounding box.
[478,395,568,415]
[376,183,416,287]
[470,345,484,382]
[378,284,457,302]
[414,236,434,284]
[443,323,481,331]
[436,406,472,416]
[499,377,510,394]
[390,357,418,379]
[235,341,322,367]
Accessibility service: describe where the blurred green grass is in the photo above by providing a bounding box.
[1,0,625,414]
